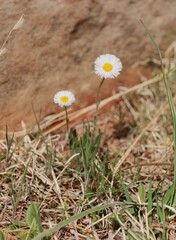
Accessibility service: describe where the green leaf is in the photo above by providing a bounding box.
[139,182,145,202]
[26,202,42,233]
[155,194,165,224]
[0,155,5,161]
[163,184,174,205]
[32,202,134,240]
[0,231,6,240]
[122,184,136,216]
[147,180,153,227]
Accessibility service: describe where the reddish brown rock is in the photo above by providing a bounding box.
[0,0,176,133]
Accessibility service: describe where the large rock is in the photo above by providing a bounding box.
[0,0,175,133]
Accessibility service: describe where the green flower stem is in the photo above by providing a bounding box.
[64,106,69,132]
[94,77,105,130]
[96,77,105,112]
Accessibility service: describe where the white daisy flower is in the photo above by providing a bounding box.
[94,54,122,79]
[54,90,75,107]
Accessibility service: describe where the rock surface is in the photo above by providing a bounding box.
[0,0,176,133]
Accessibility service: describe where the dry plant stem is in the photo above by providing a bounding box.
[120,162,174,172]
[51,168,69,219]
[0,15,24,51]
[39,153,80,214]
[125,209,156,240]
[86,212,112,230]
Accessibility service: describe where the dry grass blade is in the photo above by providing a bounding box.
[51,168,69,219]
[0,48,7,56]
[0,15,24,56]
[111,105,163,187]
[12,15,25,30]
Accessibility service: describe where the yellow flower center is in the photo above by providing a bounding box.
[103,63,113,72]
[60,96,69,103]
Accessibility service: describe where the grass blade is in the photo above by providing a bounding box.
[141,19,176,206]
[33,202,134,240]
